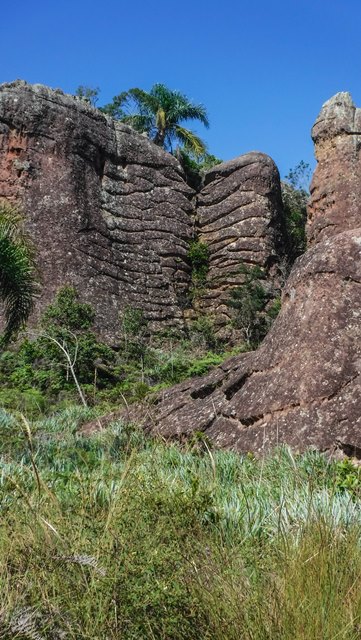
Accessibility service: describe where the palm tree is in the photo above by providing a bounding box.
[102,84,210,157]
[0,202,37,344]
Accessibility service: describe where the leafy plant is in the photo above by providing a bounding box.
[0,201,37,345]
[176,148,222,188]
[188,240,210,290]
[335,458,361,498]
[0,287,116,407]
[227,264,273,347]
[226,264,282,348]
[282,161,311,261]
[119,305,149,360]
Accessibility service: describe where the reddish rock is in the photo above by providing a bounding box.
[195,153,287,331]
[106,228,360,455]
[86,94,361,456]
[0,81,195,339]
[308,92,361,245]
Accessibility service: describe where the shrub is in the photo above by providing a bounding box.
[188,240,210,286]
[227,264,274,347]
[282,161,311,261]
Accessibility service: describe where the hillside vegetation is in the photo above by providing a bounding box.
[0,407,360,639]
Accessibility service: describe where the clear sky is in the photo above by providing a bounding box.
[1,0,361,179]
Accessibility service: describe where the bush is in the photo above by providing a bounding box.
[227,264,279,347]
[282,161,311,261]
[188,240,210,285]
[0,287,117,408]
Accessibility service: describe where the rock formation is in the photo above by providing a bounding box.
[308,92,361,245]
[2,81,359,455]
[0,81,195,338]
[195,153,286,333]
[113,228,360,455]
[0,81,287,339]
[88,92,361,456]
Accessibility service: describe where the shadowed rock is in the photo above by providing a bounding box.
[0,81,195,338]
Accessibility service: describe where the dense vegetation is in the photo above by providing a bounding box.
[0,286,241,417]
[0,408,360,639]
[281,160,311,261]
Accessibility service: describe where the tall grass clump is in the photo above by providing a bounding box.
[0,407,360,639]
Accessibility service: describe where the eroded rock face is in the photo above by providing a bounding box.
[88,93,361,455]
[0,81,195,338]
[0,81,288,341]
[308,92,361,245]
[106,228,361,455]
[196,153,287,330]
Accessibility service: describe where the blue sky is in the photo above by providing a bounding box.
[1,0,361,179]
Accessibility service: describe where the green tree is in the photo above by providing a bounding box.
[0,202,37,344]
[75,85,100,106]
[282,161,311,261]
[102,84,209,156]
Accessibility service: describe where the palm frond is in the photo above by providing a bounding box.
[174,126,208,158]
[176,102,210,128]
[0,203,37,345]
[126,88,159,115]
[121,114,155,134]
[167,92,210,128]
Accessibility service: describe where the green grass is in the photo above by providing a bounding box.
[0,407,360,639]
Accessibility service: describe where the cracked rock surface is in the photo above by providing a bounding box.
[84,93,361,455]
[102,228,360,455]
[195,153,287,330]
[308,92,361,245]
[0,81,195,338]
[0,81,286,340]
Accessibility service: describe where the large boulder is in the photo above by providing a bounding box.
[195,153,287,331]
[0,81,195,338]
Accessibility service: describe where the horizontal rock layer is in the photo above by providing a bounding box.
[0,81,287,340]
[107,228,360,455]
[84,92,361,456]
[0,81,195,338]
[196,153,287,328]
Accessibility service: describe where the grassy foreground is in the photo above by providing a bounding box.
[0,406,360,639]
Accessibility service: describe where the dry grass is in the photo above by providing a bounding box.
[0,407,360,639]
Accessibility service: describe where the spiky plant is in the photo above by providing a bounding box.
[102,83,210,156]
[0,201,37,345]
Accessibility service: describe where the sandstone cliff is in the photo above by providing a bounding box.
[93,92,361,456]
[0,81,287,339]
[308,92,361,244]
[0,81,195,338]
